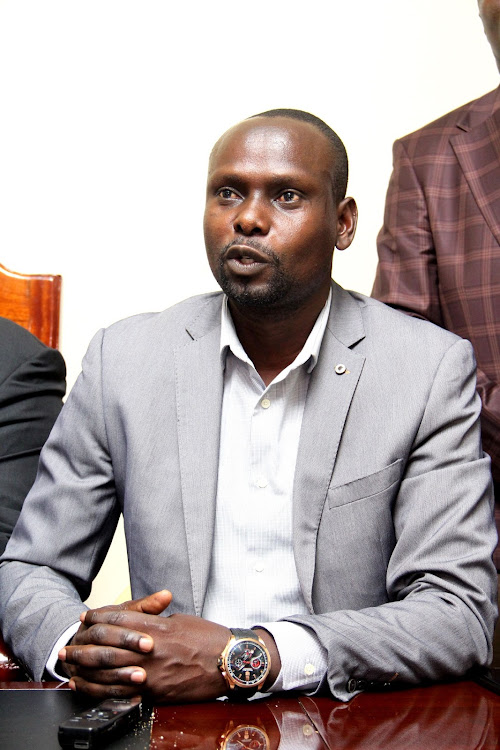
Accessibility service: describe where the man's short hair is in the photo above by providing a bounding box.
[250,108,349,202]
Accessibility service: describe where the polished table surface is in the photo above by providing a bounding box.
[1,679,499,749]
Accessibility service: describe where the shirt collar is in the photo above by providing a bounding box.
[219,287,332,375]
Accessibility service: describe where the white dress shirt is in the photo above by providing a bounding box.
[202,293,331,692]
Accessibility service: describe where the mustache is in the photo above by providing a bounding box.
[219,238,281,265]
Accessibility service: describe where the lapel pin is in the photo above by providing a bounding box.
[335,363,349,375]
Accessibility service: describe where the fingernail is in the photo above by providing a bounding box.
[139,637,153,652]
[58,648,66,661]
[131,670,146,683]
[68,680,76,691]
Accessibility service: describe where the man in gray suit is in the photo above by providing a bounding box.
[0,110,497,703]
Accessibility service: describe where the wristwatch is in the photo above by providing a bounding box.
[218,628,271,698]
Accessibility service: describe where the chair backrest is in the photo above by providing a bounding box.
[0,262,62,348]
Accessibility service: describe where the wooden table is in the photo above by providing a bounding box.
[1,679,499,748]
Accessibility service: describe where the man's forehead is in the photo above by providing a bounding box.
[208,117,332,173]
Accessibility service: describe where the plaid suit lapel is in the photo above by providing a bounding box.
[451,90,500,246]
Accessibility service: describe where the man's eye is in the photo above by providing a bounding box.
[277,191,300,203]
[217,188,238,200]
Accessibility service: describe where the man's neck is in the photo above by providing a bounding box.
[228,293,329,387]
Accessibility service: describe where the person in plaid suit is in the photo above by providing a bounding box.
[372,0,500,567]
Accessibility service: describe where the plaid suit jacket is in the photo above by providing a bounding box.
[373,88,500,495]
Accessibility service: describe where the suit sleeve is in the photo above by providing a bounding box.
[0,330,119,681]
[284,338,497,701]
[0,344,66,554]
[476,369,500,484]
[372,139,444,324]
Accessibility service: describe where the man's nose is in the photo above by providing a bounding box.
[233,198,270,236]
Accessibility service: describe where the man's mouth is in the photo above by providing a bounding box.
[225,245,270,265]
[223,244,271,275]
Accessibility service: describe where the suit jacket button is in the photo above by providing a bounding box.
[346,678,358,692]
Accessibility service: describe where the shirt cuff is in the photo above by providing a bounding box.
[255,621,327,692]
[46,622,80,680]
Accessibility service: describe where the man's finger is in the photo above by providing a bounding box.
[119,589,172,615]
[65,622,155,654]
[69,676,143,700]
[70,666,147,685]
[61,643,140,668]
[83,589,173,620]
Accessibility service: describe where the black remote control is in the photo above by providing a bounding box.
[58,696,142,749]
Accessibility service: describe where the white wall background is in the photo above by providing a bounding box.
[0,0,498,606]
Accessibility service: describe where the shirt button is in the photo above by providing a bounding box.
[304,663,315,676]
[261,398,271,409]
[254,561,264,572]
[256,477,268,488]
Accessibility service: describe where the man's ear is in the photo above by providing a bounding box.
[335,197,358,250]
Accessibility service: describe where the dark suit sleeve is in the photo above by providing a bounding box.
[476,369,500,484]
[0,343,66,554]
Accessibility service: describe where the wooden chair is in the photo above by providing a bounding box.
[0,262,62,348]
[0,261,62,681]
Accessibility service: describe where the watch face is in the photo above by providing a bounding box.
[227,639,269,687]
[223,724,269,750]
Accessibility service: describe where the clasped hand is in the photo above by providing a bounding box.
[58,590,231,703]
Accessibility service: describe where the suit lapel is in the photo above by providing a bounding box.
[174,296,223,616]
[293,284,366,612]
[451,89,500,246]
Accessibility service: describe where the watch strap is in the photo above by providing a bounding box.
[230,628,259,640]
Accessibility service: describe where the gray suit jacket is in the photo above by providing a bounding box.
[0,284,497,701]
